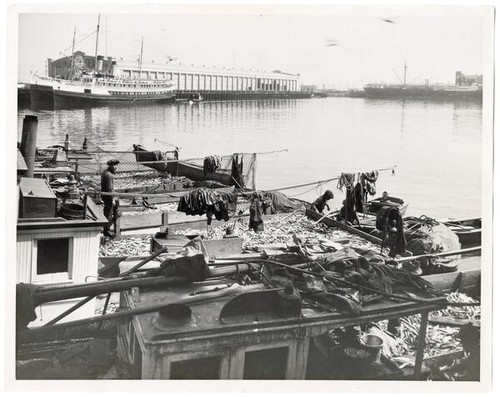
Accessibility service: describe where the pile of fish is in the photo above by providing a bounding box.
[376,292,480,359]
[80,171,191,191]
[123,203,179,216]
[172,212,381,253]
[99,236,152,257]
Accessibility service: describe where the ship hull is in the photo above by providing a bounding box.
[53,89,176,108]
[363,87,482,102]
[29,83,54,108]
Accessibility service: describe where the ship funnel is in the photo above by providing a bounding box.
[110,60,117,77]
[97,55,104,73]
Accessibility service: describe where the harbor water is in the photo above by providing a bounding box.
[17,98,483,220]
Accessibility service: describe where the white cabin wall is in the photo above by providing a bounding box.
[17,226,102,325]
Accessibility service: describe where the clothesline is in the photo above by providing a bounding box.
[263,165,398,193]
[80,149,288,162]
[85,165,398,199]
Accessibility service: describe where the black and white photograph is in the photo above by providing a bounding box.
[4,1,495,393]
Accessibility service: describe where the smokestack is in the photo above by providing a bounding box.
[20,115,38,178]
[97,55,104,73]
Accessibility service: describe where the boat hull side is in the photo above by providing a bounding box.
[53,89,176,107]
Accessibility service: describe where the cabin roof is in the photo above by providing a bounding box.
[121,276,445,347]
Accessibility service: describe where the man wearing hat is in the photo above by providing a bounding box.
[101,159,120,237]
[312,190,334,214]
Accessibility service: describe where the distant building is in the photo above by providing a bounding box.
[300,85,317,93]
[455,71,483,87]
[47,52,301,92]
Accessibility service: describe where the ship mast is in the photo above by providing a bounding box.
[93,14,101,75]
[69,26,76,80]
[403,61,407,86]
[138,36,144,81]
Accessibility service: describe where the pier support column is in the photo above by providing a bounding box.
[20,115,38,178]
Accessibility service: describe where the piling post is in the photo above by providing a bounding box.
[20,115,38,178]
[413,310,430,379]
[161,211,169,233]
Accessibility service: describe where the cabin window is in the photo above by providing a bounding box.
[243,347,288,379]
[33,237,73,282]
[84,88,91,94]
[170,356,222,379]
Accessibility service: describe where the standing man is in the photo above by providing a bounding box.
[101,159,120,237]
[312,190,334,214]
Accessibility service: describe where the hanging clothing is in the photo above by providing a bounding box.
[354,182,365,213]
[337,173,356,191]
[203,155,221,175]
[177,188,233,225]
[340,187,359,225]
[230,154,245,188]
[249,193,270,232]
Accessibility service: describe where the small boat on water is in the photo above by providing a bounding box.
[441,218,482,247]
[176,93,203,104]
[364,196,409,217]
[133,145,255,189]
[350,196,409,226]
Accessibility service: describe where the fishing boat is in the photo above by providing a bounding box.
[133,145,255,189]
[364,196,409,217]
[188,93,203,104]
[442,218,482,247]
[176,92,204,104]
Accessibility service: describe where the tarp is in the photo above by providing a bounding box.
[404,217,461,273]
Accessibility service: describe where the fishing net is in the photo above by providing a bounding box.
[76,151,168,175]
[75,148,256,190]
[404,216,461,273]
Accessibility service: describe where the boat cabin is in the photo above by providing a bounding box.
[16,177,108,326]
[116,274,463,380]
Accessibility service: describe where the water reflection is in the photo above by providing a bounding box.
[17,97,484,219]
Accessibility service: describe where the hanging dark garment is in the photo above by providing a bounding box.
[342,187,358,224]
[230,154,245,188]
[249,194,269,232]
[203,156,221,175]
[178,188,231,224]
[354,182,365,213]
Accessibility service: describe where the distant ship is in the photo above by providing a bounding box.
[28,15,176,108]
[363,63,482,102]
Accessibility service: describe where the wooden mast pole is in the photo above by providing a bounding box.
[93,14,101,74]
[69,27,76,80]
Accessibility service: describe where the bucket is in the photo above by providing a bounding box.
[359,334,384,362]
[59,203,85,220]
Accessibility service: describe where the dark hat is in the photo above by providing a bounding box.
[107,159,120,166]
[324,190,334,199]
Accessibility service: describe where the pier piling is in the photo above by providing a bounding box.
[20,115,38,178]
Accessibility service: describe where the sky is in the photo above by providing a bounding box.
[16,5,491,89]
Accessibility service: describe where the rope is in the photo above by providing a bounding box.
[265,165,397,194]
[288,181,329,198]
[154,138,181,150]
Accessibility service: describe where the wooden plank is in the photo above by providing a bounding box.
[203,238,243,258]
[306,208,383,245]
[429,315,480,328]
[422,269,480,294]
[120,212,163,231]
[85,196,107,222]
